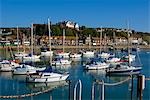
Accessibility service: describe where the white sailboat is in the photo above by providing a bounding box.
[70,33,82,58]
[106,22,142,75]
[23,24,40,62]
[106,32,121,64]
[56,29,70,58]
[41,19,53,57]
[82,34,95,58]
[26,19,69,83]
[14,26,28,58]
[98,27,110,58]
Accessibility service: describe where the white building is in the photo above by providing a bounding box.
[65,21,79,30]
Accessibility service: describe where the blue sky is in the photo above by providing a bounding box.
[0,0,149,32]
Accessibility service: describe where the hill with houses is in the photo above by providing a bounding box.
[0,21,150,46]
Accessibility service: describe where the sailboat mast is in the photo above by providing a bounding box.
[127,21,131,66]
[63,29,65,53]
[113,31,115,53]
[100,26,102,53]
[31,24,33,57]
[17,26,19,53]
[89,34,91,49]
[23,34,25,53]
[48,18,52,64]
[76,33,78,52]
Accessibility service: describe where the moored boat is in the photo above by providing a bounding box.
[84,61,110,70]
[26,72,69,83]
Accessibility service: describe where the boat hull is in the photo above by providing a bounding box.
[106,67,142,75]
[27,74,69,83]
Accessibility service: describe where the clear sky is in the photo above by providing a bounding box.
[0,0,149,32]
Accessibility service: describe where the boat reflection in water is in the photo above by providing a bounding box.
[85,69,106,80]
[52,64,71,71]
[0,72,13,80]
[26,80,68,92]
[12,74,27,82]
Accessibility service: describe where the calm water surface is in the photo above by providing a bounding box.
[0,49,149,100]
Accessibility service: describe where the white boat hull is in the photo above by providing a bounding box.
[98,52,110,58]
[27,73,69,83]
[23,55,40,62]
[13,65,37,75]
[56,52,70,58]
[85,62,110,70]
[0,60,19,71]
[52,59,71,66]
[82,51,94,57]
[70,53,82,58]
[41,51,53,56]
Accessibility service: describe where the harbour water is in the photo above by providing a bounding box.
[0,49,150,100]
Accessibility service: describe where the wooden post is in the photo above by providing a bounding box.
[137,75,145,100]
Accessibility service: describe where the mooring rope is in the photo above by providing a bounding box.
[96,76,131,86]
[95,76,150,87]
[0,82,68,99]
[0,86,55,99]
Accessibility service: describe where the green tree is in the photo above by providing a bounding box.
[51,25,61,36]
